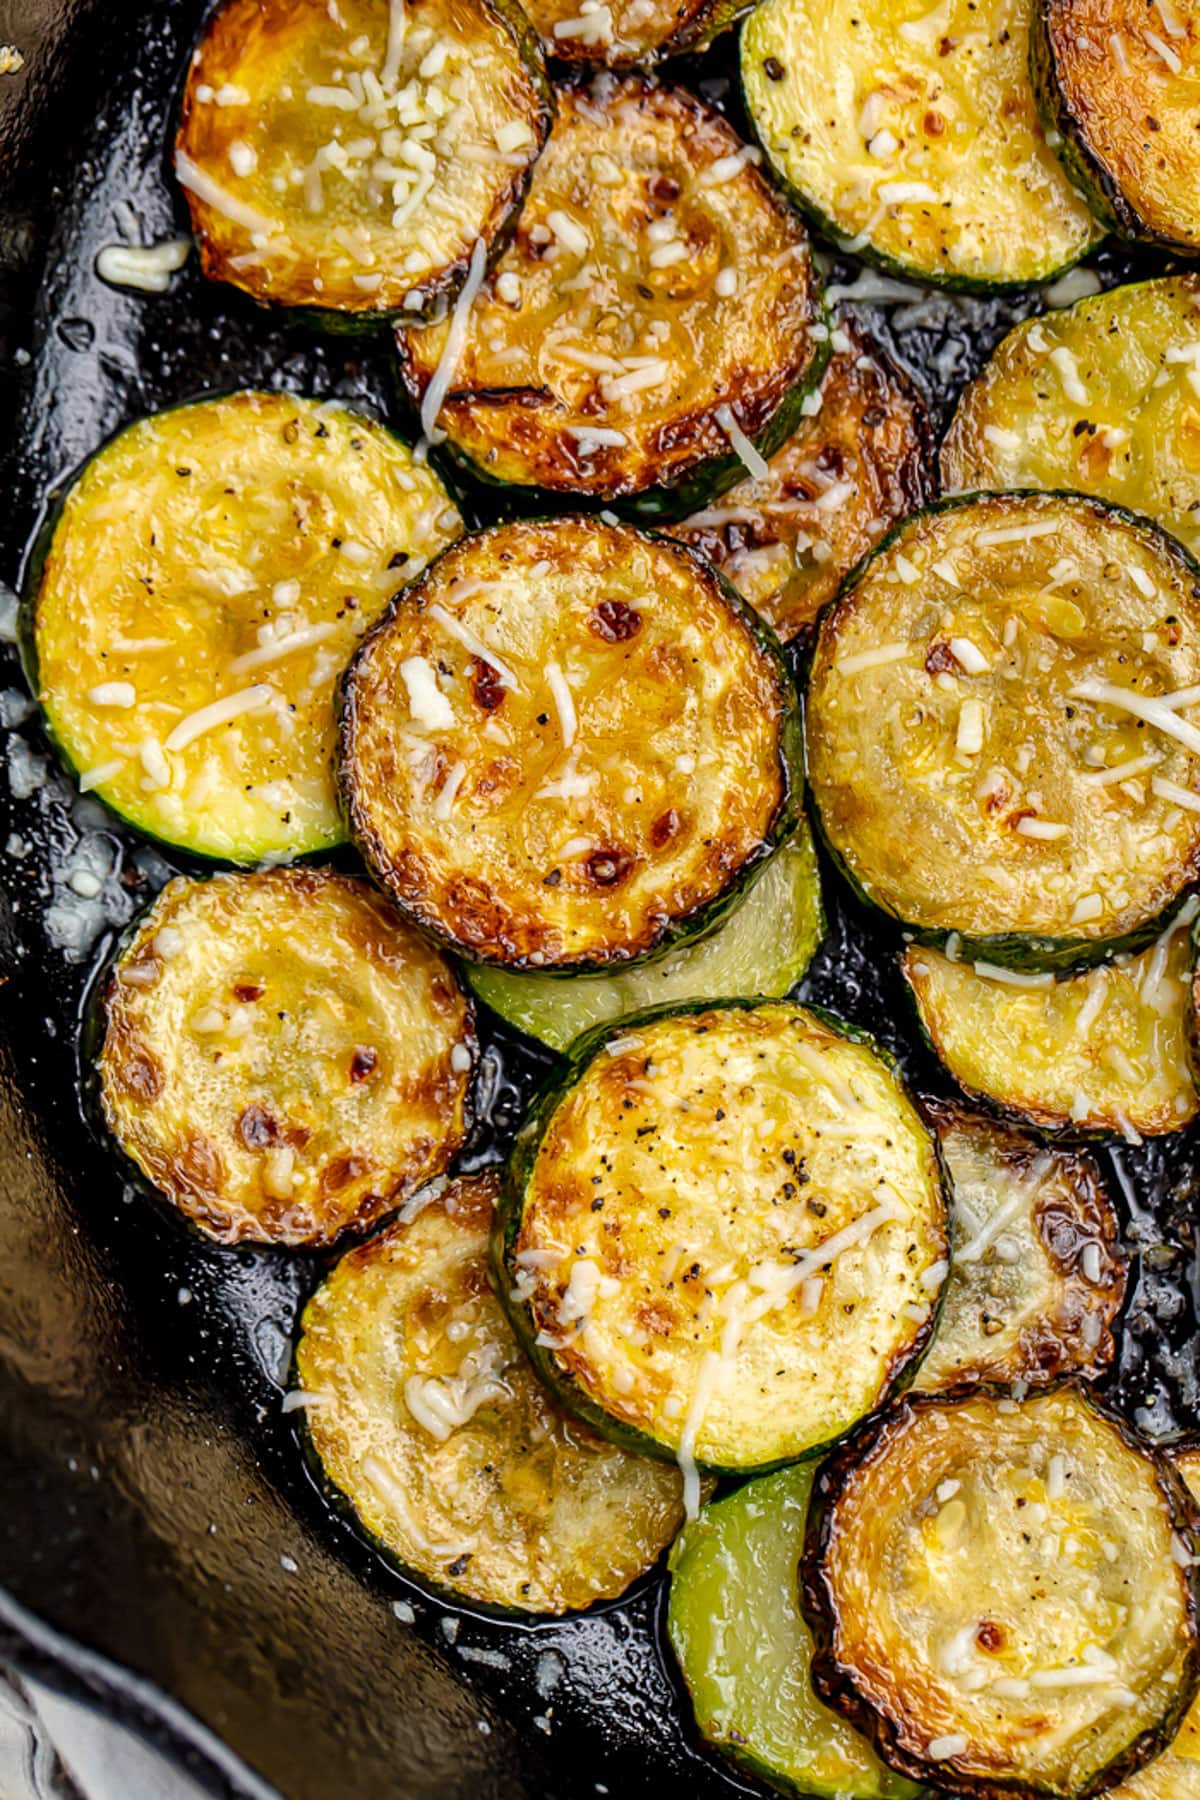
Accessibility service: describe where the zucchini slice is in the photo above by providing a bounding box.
[523,0,748,68]
[23,392,460,864]
[395,75,825,512]
[1113,1447,1200,1797]
[463,824,823,1052]
[902,900,1200,1137]
[175,0,551,322]
[806,491,1200,971]
[802,1386,1200,1799]
[494,1000,948,1491]
[339,515,801,971]
[913,1100,1125,1393]
[98,869,473,1247]
[296,1170,687,1612]
[941,276,1200,561]
[667,1464,921,1799]
[672,325,931,644]
[1033,0,1200,253]
[740,0,1102,292]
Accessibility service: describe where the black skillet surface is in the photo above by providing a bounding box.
[1,3,1200,1796]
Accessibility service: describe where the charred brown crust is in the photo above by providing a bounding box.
[801,1384,1200,1799]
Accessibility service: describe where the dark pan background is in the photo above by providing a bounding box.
[1,2,1199,1795]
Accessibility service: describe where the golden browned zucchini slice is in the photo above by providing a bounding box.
[22,393,460,863]
[741,0,1102,291]
[1112,1446,1200,1796]
[395,75,824,512]
[295,1170,687,1612]
[913,1101,1124,1392]
[523,0,748,65]
[175,0,551,321]
[672,326,931,643]
[339,515,801,970]
[806,492,1200,971]
[903,901,1199,1138]
[941,279,1200,560]
[494,1001,948,1497]
[98,869,473,1246]
[1034,0,1200,252]
[803,1386,1200,1799]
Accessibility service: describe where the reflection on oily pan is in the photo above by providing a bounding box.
[396,75,825,510]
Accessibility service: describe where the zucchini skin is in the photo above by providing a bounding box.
[338,516,805,973]
[801,1383,1200,1800]
[491,997,949,1475]
[19,389,462,866]
[807,488,1200,974]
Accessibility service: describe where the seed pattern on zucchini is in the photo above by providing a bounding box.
[802,1386,1200,1799]
[673,326,930,643]
[1112,1447,1200,1797]
[524,0,748,67]
[667,1464,921,1799]
[740,0,1102,291]
[494,1001,948,1499]
[175,0,551,320]
[1034,0,1200,252]
[99,870,473,1246]
[942,277,1200,559]
[903,899,1200,1138]
[464,824,823,1051]
[295,1171,686,1612]
[914,1101,1124,1392]
[395,75,824,510]
[340,515,800,970]
[24,393,460,863]
[806,492,1200,970]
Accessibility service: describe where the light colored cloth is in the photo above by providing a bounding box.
[0,1668,206,1800]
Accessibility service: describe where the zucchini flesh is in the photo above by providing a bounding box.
[914,1100,1124,1392]
[339,515,801,971]
[941,277,1200,560]
[803,1386,1200,1799]
[806,491,1200,970]
[1035,0,1200,251]
[1113,1448,1200,1797]
[99,869,473,1247]
[667,1464,920,1799]
[395,75,824,509]
[524,0,749,67]
[464,824,823,1052]
[296,1171,686,1613]
[495,1001,948,1486]
[673,326,930,644]
[740,0,1101,291]
[25,393,460,863]
[175,0,551,320]
[903,901,1199,1137]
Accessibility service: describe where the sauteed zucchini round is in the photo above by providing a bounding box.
[673,327,930,644]
[913,1101,1124,1393]
[176,0,551,321]
[942,277,1200,558]
[494,1000,948,1493]
[23,392,460,863]
[1033,0,1200,252]
[340,515,801,970]
[99,869,473,1246]
[464,824,823,1051]
[396,74,825,512]
[741,0,1102,290]
[523,0,749,67]
[807,491,1200,970]
[296,1171,687,1612]
[803,1386,1200,1798]
[903,902,1200,1138]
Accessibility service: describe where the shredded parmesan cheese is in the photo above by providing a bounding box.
[163,685,273,752]
[420,236,487,444]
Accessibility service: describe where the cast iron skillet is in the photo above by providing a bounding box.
[2,3,1200,1797]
